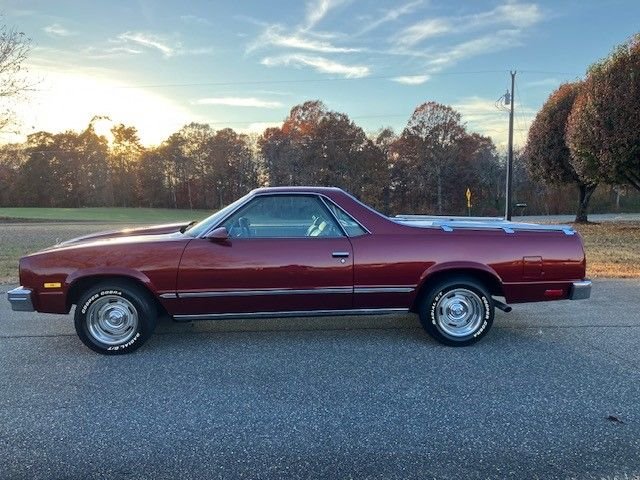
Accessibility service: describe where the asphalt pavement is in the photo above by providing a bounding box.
[0,279,639,479]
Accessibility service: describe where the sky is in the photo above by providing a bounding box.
[2,0,639,148]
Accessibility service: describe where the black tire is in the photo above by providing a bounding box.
[74,281,157,355]
[418,276,494,346]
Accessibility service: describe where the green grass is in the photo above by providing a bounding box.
[0,207,211,223]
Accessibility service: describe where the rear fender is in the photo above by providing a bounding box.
[411,261,504,310]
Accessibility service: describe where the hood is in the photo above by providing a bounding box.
[55,222,191,248]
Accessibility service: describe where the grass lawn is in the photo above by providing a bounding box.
[0,207,211,223]
[573,221,640,278]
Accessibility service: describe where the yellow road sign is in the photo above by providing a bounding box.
[465,188,472,208]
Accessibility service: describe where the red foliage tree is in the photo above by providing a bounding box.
[259,100,388,208]
[567,34,640,195]
[525,82,597,223]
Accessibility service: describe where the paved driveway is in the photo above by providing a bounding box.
[0,279,639,479]
[514,212,640,223]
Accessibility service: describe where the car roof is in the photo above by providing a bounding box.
[250,186,345,195]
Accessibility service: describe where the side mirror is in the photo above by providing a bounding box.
[204,226,229,242]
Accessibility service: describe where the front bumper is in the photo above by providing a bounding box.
[7,287,35,312]
[569,280,592,300]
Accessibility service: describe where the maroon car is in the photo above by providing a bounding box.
[8,186,591,354]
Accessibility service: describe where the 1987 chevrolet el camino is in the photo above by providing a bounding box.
[7,187,591,354]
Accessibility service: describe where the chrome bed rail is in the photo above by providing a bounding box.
[393,215,576,236]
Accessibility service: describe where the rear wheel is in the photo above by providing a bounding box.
[418,276,494,346]
[74,281,157,354]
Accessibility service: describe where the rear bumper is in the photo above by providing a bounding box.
[7,287,35,312]
[569,280,592,300]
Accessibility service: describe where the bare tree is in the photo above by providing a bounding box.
[0,20,32,132]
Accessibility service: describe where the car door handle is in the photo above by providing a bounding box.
[332,251,350,258]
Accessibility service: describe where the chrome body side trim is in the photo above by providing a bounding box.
[173,308,409,321]
[179,287,353,298]
[354,287,414,294]
[394,215,577,236]
[569,280,592,300]
[7,287,35,312]
[173,286,415,299]
[396,215,506,222]
[159,293,178,299]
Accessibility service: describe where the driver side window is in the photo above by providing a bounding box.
[222,195,344,238]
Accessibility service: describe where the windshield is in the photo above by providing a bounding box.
[183,193,252,238]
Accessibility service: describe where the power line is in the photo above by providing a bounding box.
[28,69,512,91]
[25,70,583,93]
[518,70,582,76]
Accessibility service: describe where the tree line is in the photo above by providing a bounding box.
[0,100,504,215]
[0,96,637,218]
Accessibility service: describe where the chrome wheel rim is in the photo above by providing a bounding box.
[435,288,485,338]
[86,295,138,345]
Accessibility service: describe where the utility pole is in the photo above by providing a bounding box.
[505,70,516,221]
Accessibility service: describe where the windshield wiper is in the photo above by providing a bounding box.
[180,220,198,234]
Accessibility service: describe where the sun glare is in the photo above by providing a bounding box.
[12,66,196,146]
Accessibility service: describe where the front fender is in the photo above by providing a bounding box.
[65,267,155,293]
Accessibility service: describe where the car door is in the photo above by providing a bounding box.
[174,194,354,317]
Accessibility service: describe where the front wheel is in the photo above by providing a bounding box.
[74,281,157,354]
[418,276,494,346]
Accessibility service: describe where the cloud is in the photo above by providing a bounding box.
[395,19,451,46]
[118,32,177,57]
[101,32,212,58]
[490,3,543,28]
[193,97,283,108]
[357,0,424,35]
[395,2,543,47]
[390,29,523,81]
[453,96,536,147]
[453,97,510,116]
[246,0,362,78]
[261,54,370,78]
[247,1,542,84]
[43,24,75,37]
[392,74,431,85]
[83,46,144,59]
[249,25,360,53]
[304,0,346,29]
[426,29,523,70]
